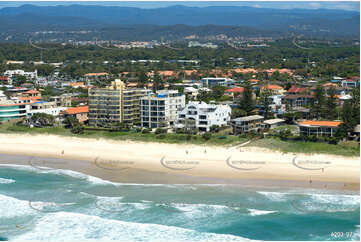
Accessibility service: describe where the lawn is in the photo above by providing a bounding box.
[0,123,248,146]
[248,137,360,157]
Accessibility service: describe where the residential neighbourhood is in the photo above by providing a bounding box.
[0,65,359,143]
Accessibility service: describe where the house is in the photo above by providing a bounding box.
[298,120,342,137]
[248,79,261,85]
[268,95,285,114]
[283,94,314,108]
[224,87,244,100]
[341,79,358,88]
[49,94,72,107]
[184,87,199,98]
[286,86,308,95]
[28,101,67,120]
[0,76,9,85]
[4,69,37,79]
[6,61,24,65]
[140,90,185,129]
[69,82,86,89]
[176,101,231,132]
[231,115,264,134]
[22,89,40,98]
[260,84,285,95]
[63,106,89,123]
[201,77,235,88]
[263,118,285,129]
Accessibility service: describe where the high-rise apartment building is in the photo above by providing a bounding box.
[140,90,185,129]
[88,79,150,126]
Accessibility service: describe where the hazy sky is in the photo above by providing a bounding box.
[0,1,359,11]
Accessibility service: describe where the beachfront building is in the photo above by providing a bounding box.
[62,106,89,123]
[27,101,67,119]
[176,101,231,132]
[231,115,264,134]
[140,90,185,129]
[0,98,32,122]
[88,79,151,126]
[263,118,285,129]
[298,120,342,137]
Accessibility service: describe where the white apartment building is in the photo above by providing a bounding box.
[4,69,38,79]
[201,77,235,88]
[141,90,185,129]
[176,101,231,132]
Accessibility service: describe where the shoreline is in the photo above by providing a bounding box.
[0,133,359,191]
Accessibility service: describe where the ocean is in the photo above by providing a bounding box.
[0,164,359,241]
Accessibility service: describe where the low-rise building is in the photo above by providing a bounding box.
[140,90,185,129]
[341,79,358,88]
[298,120,342,137]
[63,106,89,123]
[0,98,33,122]
[28,101,67,119]
[263,118,285,129]
[231,115,264,134]
[176,101,231,132]
[49,94,72,107]
[260,84,285,95]
[4,69,37,79]
[283,94,314,108]
[201,77,235,88]
[224,87,244,100]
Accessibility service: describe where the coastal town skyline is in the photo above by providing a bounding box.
[0,1,359,241]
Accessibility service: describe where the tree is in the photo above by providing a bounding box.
[311,84,325,119]
[29,113,55,127]
[341,100,357,138]
[259,89,273,119]
[137,70,148,88]
[152,71,163,93]
[240,81,254,115]
[350,86,360,124]
[326,87,337,120]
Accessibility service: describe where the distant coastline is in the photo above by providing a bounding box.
[0,133,359,191]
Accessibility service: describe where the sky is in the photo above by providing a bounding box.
[0,1,359,11]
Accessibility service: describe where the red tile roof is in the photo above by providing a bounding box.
[225,87,245,93]
[261,84,283,90]
[85,72,108,77]
[24,89,40,94]
[287,86,308,93]
[299,120,342,127]
[18,96,42,101]
[65,106,89,115]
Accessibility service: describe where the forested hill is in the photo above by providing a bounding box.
[0,4,359,41]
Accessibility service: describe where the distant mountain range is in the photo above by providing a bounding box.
[0,4,359,41]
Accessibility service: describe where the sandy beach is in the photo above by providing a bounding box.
[0,133,359,190]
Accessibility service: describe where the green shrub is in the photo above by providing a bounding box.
[71,125,84,134]
[141,128,151,134]
[202,132,212,140]
[156,134,166,139]
[155,128,167,134]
